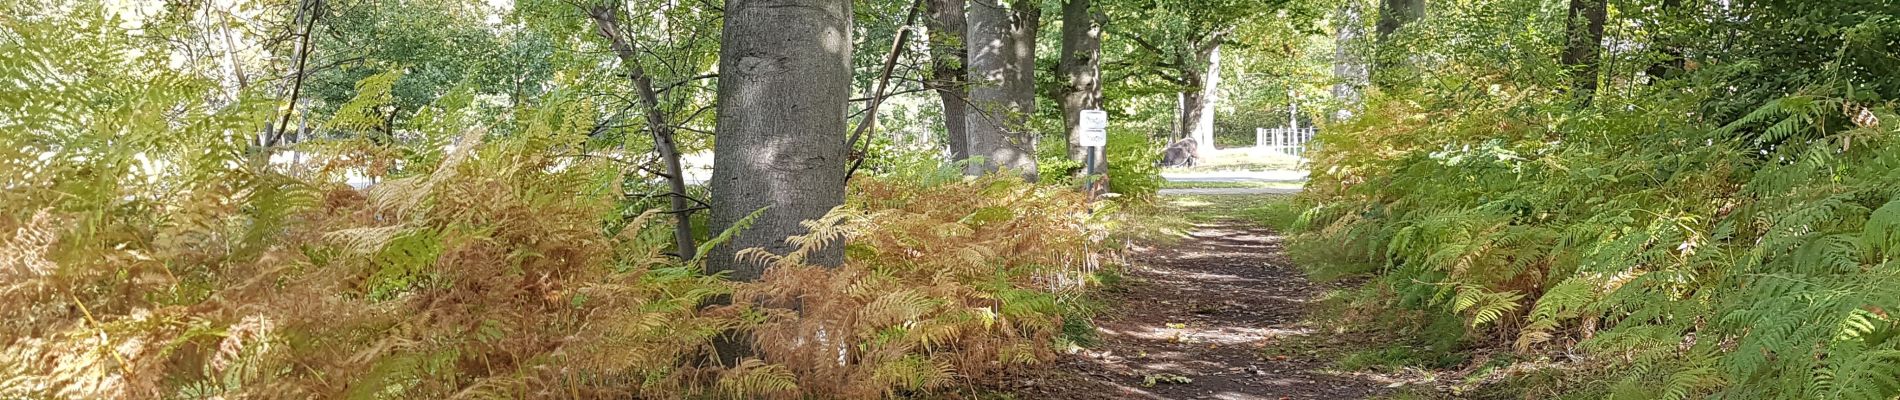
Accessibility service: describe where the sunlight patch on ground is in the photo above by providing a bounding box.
[1168,198,1217,208]
[1096,323,1311,346]
[1213,391,1279,400]
[1140,268,1263,285]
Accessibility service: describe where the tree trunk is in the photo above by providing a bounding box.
[1180,88,1208,150]
[708,0,853,281]
[1177,41,1220,157]
[1563,0,1607,102]
[926,0,971,162]
[1331,1,1368,120]
[1173,92,1186,141]
[964,0,1038,180]
[589,4,698,261]
[1193,44,1219,154]
[1007,0,1040,123]
[1375,0,1424,40]
[1057,0,1103,174]
[1372,0,1423,89]
[267,0,321,149]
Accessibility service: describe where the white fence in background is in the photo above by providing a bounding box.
[1256,127,1317,158]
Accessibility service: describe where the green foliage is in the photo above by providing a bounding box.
[1241,195,1305,231]
[304,0,534,124]
[1292,0,1900,398]
[0,3,1117,398]
[1104,128,1163,199]
[735,173,1112,398]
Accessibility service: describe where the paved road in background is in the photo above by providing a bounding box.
[1158,169,1306,195]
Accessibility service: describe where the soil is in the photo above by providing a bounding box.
[1005,215,1396,400]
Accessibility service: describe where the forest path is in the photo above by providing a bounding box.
[1007,195,1392,400]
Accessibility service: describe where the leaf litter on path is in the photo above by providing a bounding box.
[1006,215,1397,399]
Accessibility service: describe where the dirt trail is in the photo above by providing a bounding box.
[1008,211,1392,399]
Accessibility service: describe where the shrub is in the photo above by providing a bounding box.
[0,10,1112,398]
[736,173,1108,398]
[1104,128,1163,200]
[1294,74,1900,400]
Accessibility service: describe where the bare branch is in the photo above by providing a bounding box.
[844,0,927,183]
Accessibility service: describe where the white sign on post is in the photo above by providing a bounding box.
[1078,110,1108,146]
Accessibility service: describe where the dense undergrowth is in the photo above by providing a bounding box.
[0,8,1119,398]
[1286,2,1900,399]
[1299,81,1900,400]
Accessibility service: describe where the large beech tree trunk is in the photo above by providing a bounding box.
[1175,40,1221,156]
[1057,0,1103,174]
[1006,0,1039,129]
[1180,87,1209,149]
[708,0,853,281]
[927,0,972,162]
[1332,1,1368,120]
[1191,44,1219,153]
[1563,0,1607,102]
[964,0,1039,181]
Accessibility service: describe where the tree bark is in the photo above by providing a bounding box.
[1176,40,1220,156]
[1173,92,1185,141]
[1374,0,1424,40]
[1331,1,1368,120]
[1192,43,1219,154]
[963,0,1038,180]
[1180,88,1208,147]
[1006,0,1040,125]
[926,0,972,162]
[588,4,699,261]
[1057,0,1103,174]
[1372,0,1423,89]
[708,0,853,281]
[1563,0,1607,102]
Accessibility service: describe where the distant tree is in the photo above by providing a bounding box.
[303,0,520,135]
[1331,0,1368,120]
[707,0,854,280]
[1374,0,1423,40]
[1058,0,1105,174]
[1100,0,1287,147]
[1562,0,1607,102]
[509,0,724,261]
[1371,0,1422,89]
[927,0,973,162]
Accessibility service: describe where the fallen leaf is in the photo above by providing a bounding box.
[1140,373,1193,387]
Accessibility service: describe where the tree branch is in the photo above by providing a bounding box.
[588,2,701,260]
[844,0,926,183]
[657,73,719,95]
[266,0,321,148]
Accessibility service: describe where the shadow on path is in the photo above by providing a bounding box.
[1008,217,1391,399]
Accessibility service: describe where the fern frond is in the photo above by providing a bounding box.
[717,359,798,400]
